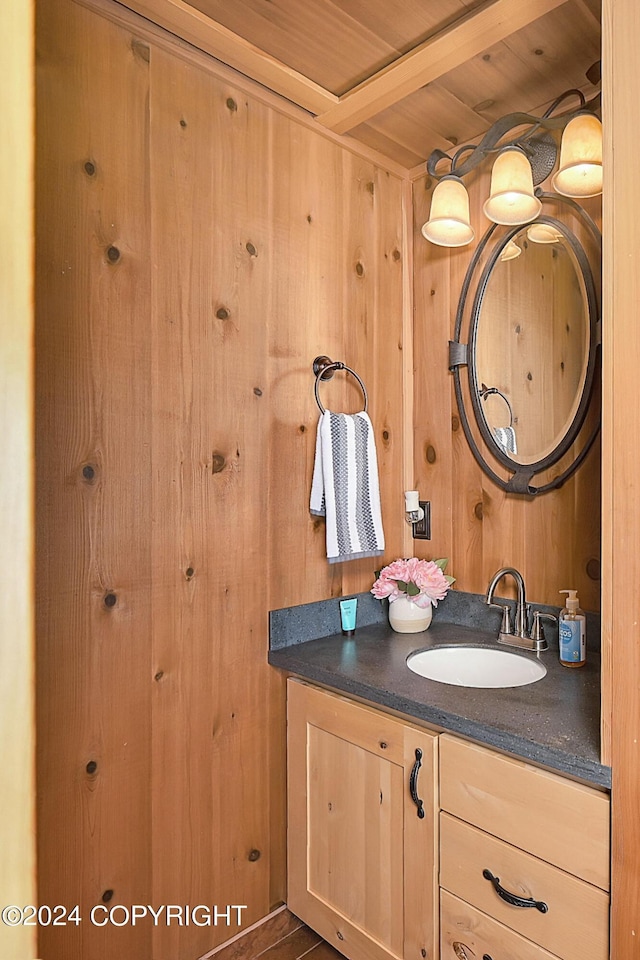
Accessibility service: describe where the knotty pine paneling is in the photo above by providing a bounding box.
[185,0,489,97]
[602,0,640,940]
[36,3,154,958]
[412,169,601,611]
[35,1,405,959]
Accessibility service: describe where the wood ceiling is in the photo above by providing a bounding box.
[119,0,601,175]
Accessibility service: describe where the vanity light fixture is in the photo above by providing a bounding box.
[551,112,603,198]
[499,239,522,262]
[420,176,475,247]
[526,223,563,244]
[422,63,602,248]
[483,146,541,226]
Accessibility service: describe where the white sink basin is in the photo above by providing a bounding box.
[406,645,547,688]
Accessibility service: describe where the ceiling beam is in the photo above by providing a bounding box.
[316,0,570,135]
[115,0,338,116]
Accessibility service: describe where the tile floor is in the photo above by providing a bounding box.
[212,909,342,960]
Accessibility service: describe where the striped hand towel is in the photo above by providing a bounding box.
[310,410,385,564]
[494,425,518,456]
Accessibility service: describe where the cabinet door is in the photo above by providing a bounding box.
[287,679,439,960]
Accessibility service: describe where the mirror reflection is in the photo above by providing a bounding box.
[472,224,589,466]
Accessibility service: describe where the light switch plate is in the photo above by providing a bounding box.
[412,501,431,540]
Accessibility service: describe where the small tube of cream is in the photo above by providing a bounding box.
[340,598,357,636]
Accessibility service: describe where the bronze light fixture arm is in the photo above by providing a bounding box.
[426,91,600,184]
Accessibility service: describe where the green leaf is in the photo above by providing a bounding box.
[396,580,408,592]
[406,582,421,597]
[432,557,455,585]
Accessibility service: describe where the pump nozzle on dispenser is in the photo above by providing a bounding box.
[560,589,579,610]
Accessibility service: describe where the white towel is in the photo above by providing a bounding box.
[494,425,518,456]
[310,410,385,564]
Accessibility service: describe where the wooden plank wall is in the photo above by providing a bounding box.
[601,0,640,946]
[35,2,405,959]
[0,2,37,959]
[412,170,601,611]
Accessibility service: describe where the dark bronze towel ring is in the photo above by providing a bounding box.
[313,356,368,414]
[480,383,514,427]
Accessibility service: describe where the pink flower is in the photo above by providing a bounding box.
[409,590,434,610]
[371,577,401,601]
[371,557,453,608]
[381,558,411,582]
[413,560,449,604]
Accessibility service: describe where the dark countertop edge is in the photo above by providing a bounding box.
[268,648,612,790]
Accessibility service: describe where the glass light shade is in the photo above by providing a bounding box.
[527,223,562,244]
[552,113,602,198]
[421,176,475,247]
[500,239,522,261]
[483,147,542,225]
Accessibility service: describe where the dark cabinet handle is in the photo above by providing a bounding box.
[482,869,548,913]
[409,748,425,818]
[452,942,494,960]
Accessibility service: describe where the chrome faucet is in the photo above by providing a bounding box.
[485,567,533,651]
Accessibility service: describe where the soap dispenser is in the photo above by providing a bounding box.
[558,590,586,668]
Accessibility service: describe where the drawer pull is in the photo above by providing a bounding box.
[452,943,495,960]
[482,868,548,913]
[409,748,425,819]
[452,943,471,960]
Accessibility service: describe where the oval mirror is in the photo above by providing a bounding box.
[473,223,590,465]
[450,197,601,495]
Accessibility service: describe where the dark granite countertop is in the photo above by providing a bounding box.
[268,591,610,789]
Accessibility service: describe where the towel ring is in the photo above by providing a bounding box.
[480,383,514,428]
[313,356,368,414]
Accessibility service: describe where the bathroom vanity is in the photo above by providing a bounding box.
[286,679,609,960]
[270,595,610,960]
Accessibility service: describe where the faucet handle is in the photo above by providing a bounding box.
[488,602,513,636]
[531,611,557,651]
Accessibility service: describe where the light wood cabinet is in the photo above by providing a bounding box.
[439,735,610,960]
[287,685,611,960]
[287,679,439,960]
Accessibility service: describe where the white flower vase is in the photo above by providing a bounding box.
[388,595,433,633]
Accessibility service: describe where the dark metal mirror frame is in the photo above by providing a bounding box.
[449,192,602,496]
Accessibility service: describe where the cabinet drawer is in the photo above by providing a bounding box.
[440,813,609,960]
[441,890,560,960]
[439,734,610,889]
